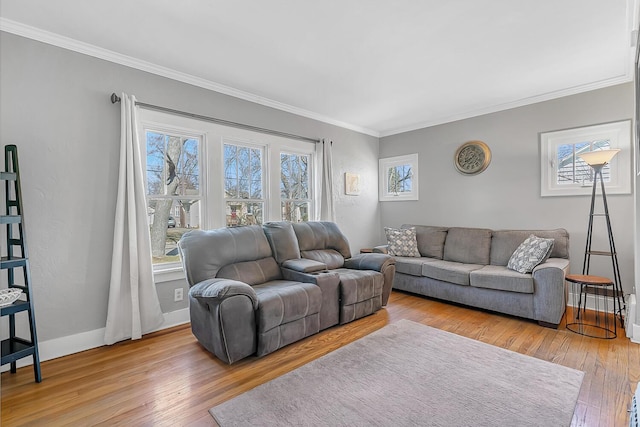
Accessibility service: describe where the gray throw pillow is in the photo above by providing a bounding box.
[385,227,421,257]
[507,234,555,274]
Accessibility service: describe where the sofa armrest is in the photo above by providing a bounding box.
[282,258,327,273]
[344,253,396,307]
[373,245,389,254]
[189,278,258,310]
[344,252,395,271]
[531,258,570,325]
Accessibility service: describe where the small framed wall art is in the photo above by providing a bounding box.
[345,172,361,195]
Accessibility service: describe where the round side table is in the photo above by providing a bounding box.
[565,274,616,339]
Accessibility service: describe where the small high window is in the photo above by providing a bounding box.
[379,154,419,201]
[540,120,631,197]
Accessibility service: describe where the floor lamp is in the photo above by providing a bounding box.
[577,148,625,327]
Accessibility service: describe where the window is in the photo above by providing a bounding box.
[540,120,631,197]
[281,152,311,222]
[140,109,317,273]
[379,153,419,201]
[145,129,202,264]
[224,142,264,226]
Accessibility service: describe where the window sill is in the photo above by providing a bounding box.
[153,265,186,284]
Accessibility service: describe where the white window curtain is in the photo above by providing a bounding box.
[315,139,335,221]
[104,93,164,345]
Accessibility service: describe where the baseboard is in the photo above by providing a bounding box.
[1,308,190,372]
[566,292,619,313]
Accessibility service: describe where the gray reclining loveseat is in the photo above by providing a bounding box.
[178,221,395,364]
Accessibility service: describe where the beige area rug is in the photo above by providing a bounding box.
[210,319,584,426]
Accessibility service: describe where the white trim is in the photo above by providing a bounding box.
[0,308,190,372]
[0,18,379,138]
[632,322,640,344]
[540,120,633,197]
[379,75,634,137]
[379,153,419,201]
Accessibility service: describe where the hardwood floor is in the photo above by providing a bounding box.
[2,290,638,426]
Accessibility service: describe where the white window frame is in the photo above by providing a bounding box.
[222,138,267,227]
[540,120,632,197]
[139,122,207,278]
[138,109,317,281]
[379,153,419,201]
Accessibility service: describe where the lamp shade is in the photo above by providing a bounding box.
[578,149,620,166]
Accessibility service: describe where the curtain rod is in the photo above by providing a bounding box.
[110,93,320,144]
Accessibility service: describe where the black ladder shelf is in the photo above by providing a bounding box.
[0,145,41,382]
[582,175,625,329]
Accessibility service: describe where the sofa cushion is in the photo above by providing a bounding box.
[179,225,273,286]
[300,249,345,269]
[217,257,282,285]
[443,227,492,265]
[421,260,484,286]
[470,265,535,294]
[402,224,448,259]
[263,221,301,264]
[507,234,555,274]
[253,280,322,333]
[292,221,352,259]
[385,227,420,257]
[490,229,569,265]
[394,256,438,276]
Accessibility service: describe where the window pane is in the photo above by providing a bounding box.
[281,152,310,204]
[387,164,412,194]
[282,201,309,222]
[146,131,166,196]
[177,138,199,194]
[556,140,612,185]
[225,143,264,201]
[148,198,201,264]
[226,202,263,226]
[146,130,202,265]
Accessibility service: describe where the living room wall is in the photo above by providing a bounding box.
[379,83,635,296]
[0,32,381,348]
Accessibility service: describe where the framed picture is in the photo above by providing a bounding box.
[345,172,360,195]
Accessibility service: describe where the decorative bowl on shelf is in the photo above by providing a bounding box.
[0,289,23,307]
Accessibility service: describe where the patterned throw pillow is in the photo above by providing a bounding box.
[507,234,555,274]
[385,227,421,257]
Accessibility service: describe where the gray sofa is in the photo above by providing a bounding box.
[178,221,395,364]
[384,225,570,327]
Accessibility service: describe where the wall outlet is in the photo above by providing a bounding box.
[174,288,184,302]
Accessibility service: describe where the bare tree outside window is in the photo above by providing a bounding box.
[224,143,264,226]
[146,131,201,263]
[387,164,412,195]
[281,152,310,222]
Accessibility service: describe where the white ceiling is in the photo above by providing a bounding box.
[1,1,638,137]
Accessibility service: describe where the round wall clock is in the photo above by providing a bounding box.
[454,140,491,175]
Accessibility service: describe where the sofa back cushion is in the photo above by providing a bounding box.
[402,224,448,259]
[292,222,352,259]
[490,229,570,266]
[443,227,492,265]
[178,225,281,286]
[217,257,282,286]
[263,221,301,264]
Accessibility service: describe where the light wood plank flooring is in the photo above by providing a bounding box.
[2,290,638,426]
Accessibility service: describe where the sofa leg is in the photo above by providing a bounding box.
[538,320,559,329]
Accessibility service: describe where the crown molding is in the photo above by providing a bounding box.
[0,18,380,138]
[379,73,634,137]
